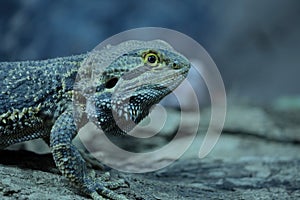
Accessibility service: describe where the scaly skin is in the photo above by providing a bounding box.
[0,40,191,199]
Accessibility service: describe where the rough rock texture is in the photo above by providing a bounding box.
[1,101,300,199]
[0,152,299,199]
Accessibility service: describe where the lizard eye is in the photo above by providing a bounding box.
[105,77,118,89]
[144,52,159,66]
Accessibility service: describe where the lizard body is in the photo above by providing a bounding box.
[0,40,190,199]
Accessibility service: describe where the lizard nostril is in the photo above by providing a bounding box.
[105,77,119,89]
[172,63,181,69]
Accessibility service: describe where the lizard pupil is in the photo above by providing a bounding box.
[147,55,157,63]
[105,77,118,89]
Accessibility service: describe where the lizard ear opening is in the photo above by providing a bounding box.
[105,77,119,89]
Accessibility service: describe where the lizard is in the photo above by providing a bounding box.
[0,39,191,199]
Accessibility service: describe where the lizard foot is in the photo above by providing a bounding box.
[83,176,129,200]
[88,170,128,189]
[84,170,129,199]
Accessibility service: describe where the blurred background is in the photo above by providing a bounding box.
[0,0,299,104]
[1,2,300,197]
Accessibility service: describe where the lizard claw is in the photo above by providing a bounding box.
[89,170,128,189]
[84,170,129,199]
[101,178,128,189]
[86,181,128,200]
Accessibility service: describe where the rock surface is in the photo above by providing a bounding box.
[1,103,300,199]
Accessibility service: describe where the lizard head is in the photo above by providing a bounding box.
[85,40,191,135]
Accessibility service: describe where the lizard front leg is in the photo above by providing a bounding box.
[50,108,128,200]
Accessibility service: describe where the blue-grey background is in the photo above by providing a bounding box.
[0,0,299,104]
